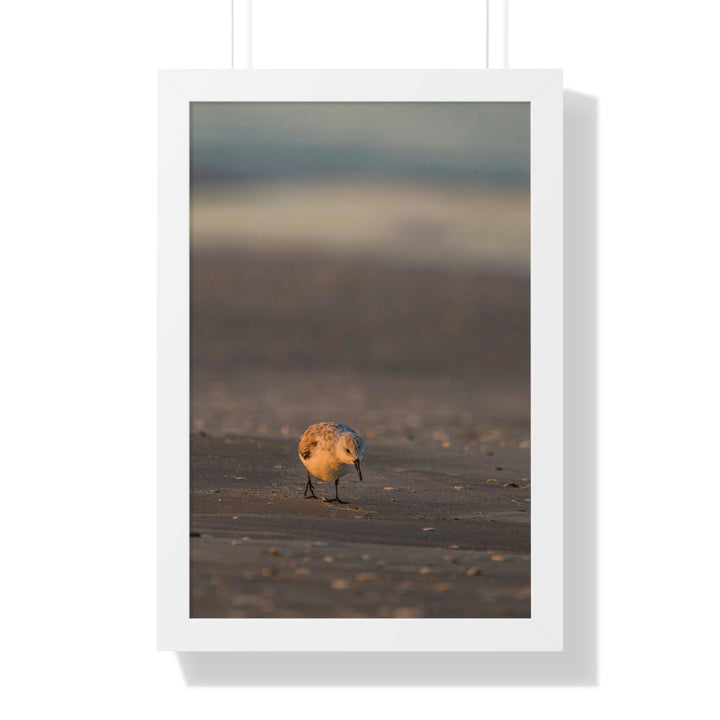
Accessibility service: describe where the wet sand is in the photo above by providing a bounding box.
[190,248,530,618]
[191,433,530,618]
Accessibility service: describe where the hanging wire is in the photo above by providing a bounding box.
[248,0,253,69]
[486,0,490,69]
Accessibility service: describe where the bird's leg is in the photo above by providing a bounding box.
[304,470,316,499]
[325,478,348,504]
[322,479,348,504]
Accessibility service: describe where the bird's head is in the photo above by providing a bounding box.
[337,432,366,481]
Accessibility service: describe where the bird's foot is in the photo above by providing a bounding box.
[322,497,348,504]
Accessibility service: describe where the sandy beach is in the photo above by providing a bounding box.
[190,247,530,618]
[191,432,530,618]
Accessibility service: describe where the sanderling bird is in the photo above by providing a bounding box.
[298,422,366,503]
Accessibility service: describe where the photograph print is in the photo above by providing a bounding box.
[189,101,531,619]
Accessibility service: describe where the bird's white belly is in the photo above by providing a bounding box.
[301,453,352,483]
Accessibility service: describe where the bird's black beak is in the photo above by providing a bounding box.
[354,459,363,482]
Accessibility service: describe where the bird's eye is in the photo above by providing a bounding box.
[346,448,351,453]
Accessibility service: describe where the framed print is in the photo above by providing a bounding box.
[158,70,563,651]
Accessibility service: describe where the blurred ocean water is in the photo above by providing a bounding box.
[191,102,530,187]
[190,103,530,273]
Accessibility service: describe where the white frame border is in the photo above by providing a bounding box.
[158,70,563,652]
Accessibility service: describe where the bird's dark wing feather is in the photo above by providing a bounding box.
[298,437,317,460]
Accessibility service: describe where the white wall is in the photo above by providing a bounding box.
[2,1,718,717]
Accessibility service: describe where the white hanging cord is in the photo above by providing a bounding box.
[486,0,490,69]
[248,0,253,69]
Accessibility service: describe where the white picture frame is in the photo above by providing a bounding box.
[158,69,563,652]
